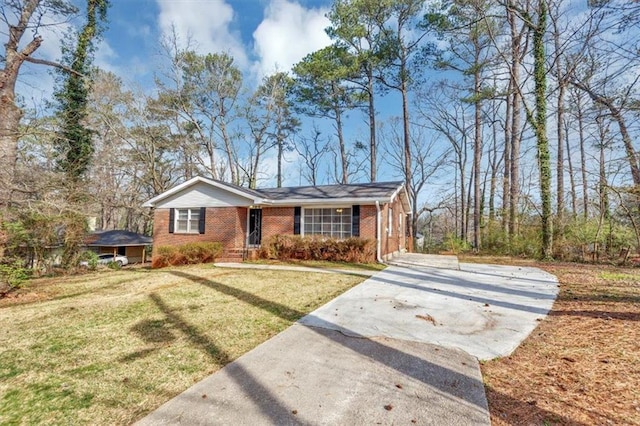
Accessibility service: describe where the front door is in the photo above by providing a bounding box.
[249,208,262,246]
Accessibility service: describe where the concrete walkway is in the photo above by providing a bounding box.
[137,256,559,425]
[387,253,460,270]
[213,262,378,277]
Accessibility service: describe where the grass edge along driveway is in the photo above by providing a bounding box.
[0,264,365,425]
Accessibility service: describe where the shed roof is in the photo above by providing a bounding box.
[85,230,153,247]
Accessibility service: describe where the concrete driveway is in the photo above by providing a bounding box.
[137,256,558,425]
[301,257,559,360]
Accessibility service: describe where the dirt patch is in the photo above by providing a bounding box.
[415,314,437,325]
[473,259,640,425]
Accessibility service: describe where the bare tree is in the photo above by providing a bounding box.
[0,0,79,206]
[294,126,330,186]
[382,118,450,247]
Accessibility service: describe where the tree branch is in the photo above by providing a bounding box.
[21,55,84,77]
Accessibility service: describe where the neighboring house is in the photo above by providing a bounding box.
[142,176,411,262]
[84,230,153,263]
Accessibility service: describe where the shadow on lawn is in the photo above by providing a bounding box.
[143,290,300,424]
[167,271,488,408]
[550,309,640,321]
[484,385,591,426]
[130,270,590,425]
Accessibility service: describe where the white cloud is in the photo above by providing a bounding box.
[252,0,332,79]
[156,0,248,66]
[94,39,119,72]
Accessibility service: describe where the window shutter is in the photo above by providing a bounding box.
[293,206,301,235]
[199,207,206,234]
[169,208,175,233]
[352,205,360,237]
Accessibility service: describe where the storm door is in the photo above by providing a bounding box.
[249,208,262,246]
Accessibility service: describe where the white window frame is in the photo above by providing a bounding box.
[175,208,200,234]
[388,207,393,236]
[302,206,352,239]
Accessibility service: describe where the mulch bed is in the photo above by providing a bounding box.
[479,261,640,425]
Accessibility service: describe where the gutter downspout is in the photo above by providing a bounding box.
[375,201,384,264]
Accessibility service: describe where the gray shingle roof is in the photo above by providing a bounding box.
[85,230,152,247]
[142,176,408,208]
[256,181,404,201]
[215,179,265,199]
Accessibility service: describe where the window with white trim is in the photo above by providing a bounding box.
[388,207,393,236]
[303,207,352,239]
[175,208,200,233]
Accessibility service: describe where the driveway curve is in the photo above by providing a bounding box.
[137,256,558,425]
[300,258,559,360]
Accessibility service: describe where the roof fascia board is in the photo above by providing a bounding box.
[262,197,393,206]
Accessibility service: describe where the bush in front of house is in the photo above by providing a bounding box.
[260,235,376,263]
[0,257,31,292]
[151,242,223,268]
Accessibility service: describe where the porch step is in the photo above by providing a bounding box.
[216,248,261,263]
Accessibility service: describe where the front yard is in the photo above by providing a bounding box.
[0,265,364,425]
[468,257,640,425]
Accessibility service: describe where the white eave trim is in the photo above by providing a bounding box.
[142,176,264,208]
[262,197,392,206]
[394,184,412,212]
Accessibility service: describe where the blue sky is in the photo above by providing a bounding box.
[11,0,450,193]
[98,0,334,87]
[15,0,336,102]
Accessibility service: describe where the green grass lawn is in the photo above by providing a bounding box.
[0,264,364,425]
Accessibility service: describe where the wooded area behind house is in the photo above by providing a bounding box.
[1,0,639,276]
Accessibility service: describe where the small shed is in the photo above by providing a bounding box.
[85,230,153,263]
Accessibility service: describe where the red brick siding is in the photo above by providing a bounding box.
[152,201,407,259]
[261,207,295,241]
[359,205,377,240]
[152,207,247,252]
[380,196,408,258]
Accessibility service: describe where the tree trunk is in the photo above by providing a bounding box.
[565,119,577,217]
[502,85,512,234]
[575,90,589,218]
[0,0,43,206]
[368,67,377,182]
[489,121,498,225]
[335,103,348,184]
[473,68,482,251]
[220,122,237,185]
[508,3,522,243]
[401,55,414,245]
[459,162,467,242]
[532,0,553,259]
[0,99,21,206]
[277,138,283,188]
[555,66,565,231]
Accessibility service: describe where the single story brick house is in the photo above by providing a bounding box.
[142,177,411,262]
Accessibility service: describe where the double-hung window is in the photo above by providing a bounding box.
[175,208,200,233]
[303,207,352,239]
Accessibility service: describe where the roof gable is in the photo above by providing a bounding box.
[142,177,263,208]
